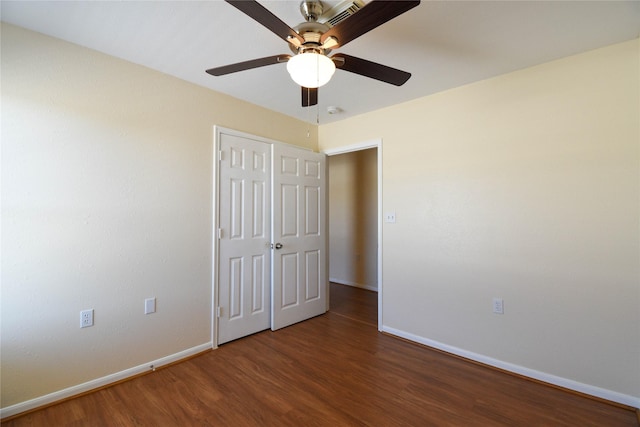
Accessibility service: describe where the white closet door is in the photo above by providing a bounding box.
[217,133,271,344]
[271,143,327,330]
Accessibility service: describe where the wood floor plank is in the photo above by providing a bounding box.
[3,283,637,426]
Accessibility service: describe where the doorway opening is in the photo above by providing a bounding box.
[324,140,382,330]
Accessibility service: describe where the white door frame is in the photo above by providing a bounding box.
[322,139,383,331]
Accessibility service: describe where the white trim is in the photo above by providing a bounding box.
[0,343,213,420]
[330,278,378,292]
[381,326,640,409]
[212,125,221,349]
[376,141,383,331]
[324,138,383,331]
[322,139,380,156]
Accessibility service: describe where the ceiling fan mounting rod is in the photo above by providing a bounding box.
[300,0,323,22]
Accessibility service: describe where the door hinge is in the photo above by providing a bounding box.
[218,150,224,161]
[216,307,222,318]
[218,228,223,239]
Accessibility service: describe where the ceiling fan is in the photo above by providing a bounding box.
[206,0,420,107]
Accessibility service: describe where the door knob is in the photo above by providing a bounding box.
[275,243,283,250]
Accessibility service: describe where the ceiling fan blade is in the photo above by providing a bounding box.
[332,54,411,86]
[302,87,318,107]
[206,55,290,76]
[225,0,304,45]
[320,0,420,49]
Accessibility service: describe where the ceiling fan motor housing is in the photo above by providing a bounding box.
[290,21,332,55]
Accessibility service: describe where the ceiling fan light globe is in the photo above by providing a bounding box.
[287,53,335,88]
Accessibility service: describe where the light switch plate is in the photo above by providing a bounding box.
[493,298,504,314]
[145,297,156,314]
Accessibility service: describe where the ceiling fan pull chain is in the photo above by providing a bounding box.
[307,90,311,138]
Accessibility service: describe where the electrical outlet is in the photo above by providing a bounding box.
[492,298,504,315]
[145,297,156,314]
[80,309,94,328]
[385,212,396,223]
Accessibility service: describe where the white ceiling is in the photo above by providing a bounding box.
[2,1,639,124]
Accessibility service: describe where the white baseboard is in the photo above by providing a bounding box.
[329,278,378,292]
[1,342,213,420]
[381,326,640,409]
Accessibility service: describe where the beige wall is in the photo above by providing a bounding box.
[2,21,639,411]
[319,39,640,404]
[328,149,378,290]
[1,23,317,409]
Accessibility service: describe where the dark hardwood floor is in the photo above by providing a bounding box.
[3,283,637,426]
[328,281,378,326]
